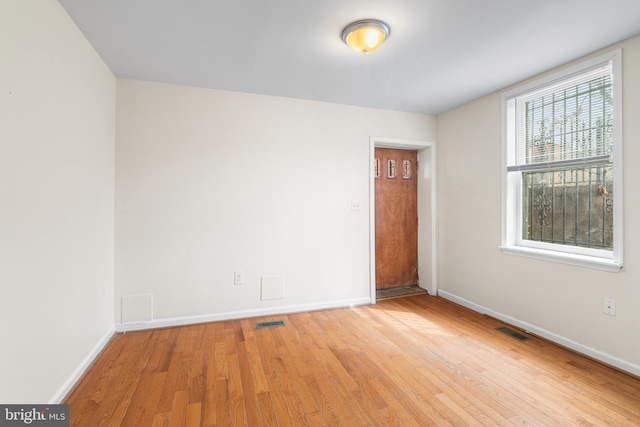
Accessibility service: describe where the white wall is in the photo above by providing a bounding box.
[437,35,640,372]
[0,0,115,403]
[115,79,436,325]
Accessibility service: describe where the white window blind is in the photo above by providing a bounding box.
[507,63,613,172]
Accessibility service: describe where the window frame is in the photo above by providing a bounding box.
[500,50,623,272]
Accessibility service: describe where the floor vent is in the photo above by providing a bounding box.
[496,326,531,341]
[256,320,285,329]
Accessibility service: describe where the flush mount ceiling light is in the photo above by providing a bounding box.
[342,19,390,55]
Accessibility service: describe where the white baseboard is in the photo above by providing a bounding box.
[50,326,115,404]
[115,297,372,333]
[437,290,640,378]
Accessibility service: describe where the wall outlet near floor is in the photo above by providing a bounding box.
[603,298,616,316]
[234,271,244,285]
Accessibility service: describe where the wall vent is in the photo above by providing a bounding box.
[256,320,285,329]
[496,326,531,341]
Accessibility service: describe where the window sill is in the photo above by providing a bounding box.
[499,245,622,272]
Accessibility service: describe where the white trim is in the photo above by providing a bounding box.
[438,290,640,378]
[372,138,432,151]
[503,50,620,101]
[610,49,624,265]
[115,297,371,333]
[507,154,611,172]
[499,245,621,272]
[369,137,437,302]
[50,326,115,403]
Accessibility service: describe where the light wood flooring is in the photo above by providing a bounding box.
[64,295,640,426]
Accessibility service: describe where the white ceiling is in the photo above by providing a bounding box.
[58,0,640,115]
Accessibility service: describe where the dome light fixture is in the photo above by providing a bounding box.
[342,19,390,55]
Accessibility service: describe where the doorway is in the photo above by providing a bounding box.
[369,137,437,303]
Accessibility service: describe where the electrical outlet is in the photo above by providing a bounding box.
[234,271,244,285]
[603,298,616,316]
[351,201,361,211]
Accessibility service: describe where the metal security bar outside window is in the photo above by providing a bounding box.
[522,165,613,249]
[502,50,622,271]
[508,64,614,251]
[522,73,613,249]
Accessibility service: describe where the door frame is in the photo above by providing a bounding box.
[369,137,437,303]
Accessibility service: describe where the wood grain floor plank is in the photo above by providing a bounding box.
[274,343,320,416]
[301,373,342,426]
[151,412,169,427]
[330,349,415,427]
[214,379,230,426]
[269,349,316,426]
[302,410,327,427]
[240,319,270,394]
[134,372,167,427]
[81,332,155,427]
[167,389,189,427]
[235,340,262,426]
[252,327,298,427]
[257,392,279,426]
[366,377,428,427]
[214,322,228,381]
[185,402,201,426]
[227,353,248,426]
[311,352,371,426]
[155,349,185,415]
[200,341,218,426]
[116,371,154,427]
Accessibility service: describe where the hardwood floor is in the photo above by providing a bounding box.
[64,295,640,426]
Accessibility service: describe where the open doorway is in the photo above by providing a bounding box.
[369,138,436,303]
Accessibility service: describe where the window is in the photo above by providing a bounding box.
[501,50,622,272]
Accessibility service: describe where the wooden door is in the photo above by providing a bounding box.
[375,148,418,289]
